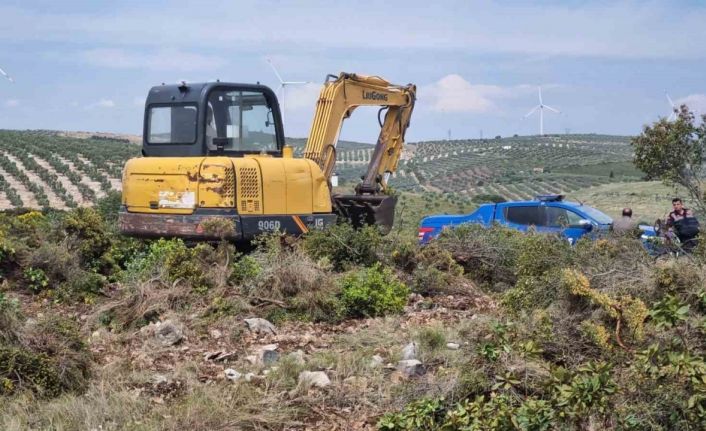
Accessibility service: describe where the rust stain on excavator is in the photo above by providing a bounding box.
[198,177,221,183]
[187,171,198,182]
[120,212,239,240]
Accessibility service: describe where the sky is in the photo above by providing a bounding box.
[0,0,705,143]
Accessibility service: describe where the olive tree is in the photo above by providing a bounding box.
[632,105,706,213]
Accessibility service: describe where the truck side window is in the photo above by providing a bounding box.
[504,206,544,226]
[546,207,583,227]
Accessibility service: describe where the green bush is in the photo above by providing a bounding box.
[436,224,525,286]
[94,190,122,223]
[0,346,62,397]
[62,207,114,273]
[56,271,106,302]
[229,254,262,285]
[23,267,49,293]
[125,238,211,292]
[516,234,572,277]
[339,263,409,318]
[302,223,382,271]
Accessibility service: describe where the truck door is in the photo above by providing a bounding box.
[544,206,590,244]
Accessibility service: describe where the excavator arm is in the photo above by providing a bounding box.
[304,72,416,193]
[303,73,416,232]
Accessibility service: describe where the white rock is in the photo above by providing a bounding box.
[446,342,460,350]
[152,374,169,385]
[298,371,331,388]
[209,329,223,339]
[244,318,277,335]
[260,344,279,365]
[397,359,424,377]
[247,344,279,365]
[369,354,384,368]
[244,372,256,382]
[224,368,242,381]
[402,342,418,360]
[153,320,183,347]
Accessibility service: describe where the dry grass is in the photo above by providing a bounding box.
[91,278,193,330]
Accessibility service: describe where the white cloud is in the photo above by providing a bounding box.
[4,99,19,107]
[133,97,145,107]
[86,99,115,109]
[77,48,226,72]
[675,94,706,115]
[2,2,706,59]
[281,83,321,111]
[420,75,539,113]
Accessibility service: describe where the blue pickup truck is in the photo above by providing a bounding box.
[418,195,615,245]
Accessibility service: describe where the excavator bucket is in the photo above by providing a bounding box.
[332,194,398,234]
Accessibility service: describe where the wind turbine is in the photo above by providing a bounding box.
[665,92,677,121]
[266,58,308,127]
[0,66,14,83]
[524,86,560,136]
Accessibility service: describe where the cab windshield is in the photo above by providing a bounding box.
[206,89,277,153]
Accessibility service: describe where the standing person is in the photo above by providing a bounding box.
[666,198,700,252]
[613,207,635,234]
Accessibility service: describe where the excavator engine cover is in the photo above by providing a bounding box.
[332,194,397,234]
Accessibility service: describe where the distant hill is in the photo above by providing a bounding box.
[338,134,643,204]
[0,130,641,211]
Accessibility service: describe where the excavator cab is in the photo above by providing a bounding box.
[141,82,285,158]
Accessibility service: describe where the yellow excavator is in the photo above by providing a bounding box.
[119,72,416,241]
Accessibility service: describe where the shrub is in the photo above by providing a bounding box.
[94,190,122,223]
[56,271,106,302]
[0,292,22,344]
[649,294,690,329]
[23,267,49,293]
[20,315,92,394]
[0,346,62,397]
[302,223,382,271]
[340,263,409,318]
[126,238,211,293]
[229,254,262,286]
[62,207,114,272]
[436,224,525,286]
[415,326,447,356]
[516,234,572,278]
[250,247,341,323]
[653,260,702,294]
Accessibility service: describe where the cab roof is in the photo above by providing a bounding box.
[145,81,275,105]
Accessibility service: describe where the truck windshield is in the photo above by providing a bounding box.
[206,90,277,153]
[580,206,613,224]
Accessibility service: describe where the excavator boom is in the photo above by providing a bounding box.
[303,73,416,231]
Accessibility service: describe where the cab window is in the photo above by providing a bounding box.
[147,105,197,144]
[206,90,277,153]
[504,206,544,226]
